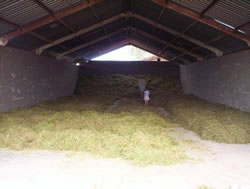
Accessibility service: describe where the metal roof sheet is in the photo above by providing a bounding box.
[33,21,72,41]
[172,0,211,14]
[185,22,224,42]
[0,0,249,64]
[209,35,249,54]
[239,24,250,36]
[0,0,49,26]
[193,47,216,58]
[62,8,98,31]
[92,0,124,20]
[40,0,84,13]
[153,28,176,42]
[133,18,154,33]
[173,38,199,50]
[159,9,195,33]
[134,0,163,21]
[205,0,250,28]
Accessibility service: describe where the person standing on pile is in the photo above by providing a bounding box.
[138,77,147,97]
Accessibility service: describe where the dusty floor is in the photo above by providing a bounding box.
[0,127,250,189]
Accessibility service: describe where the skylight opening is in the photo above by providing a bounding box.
[214,19,235,29]
[238,29,246,34]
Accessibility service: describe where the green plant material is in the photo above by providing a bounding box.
[0,96,186,166]
[166,95,250,144]
[76,74,250,144]
[76,74,183,98]
[1,73,250,169]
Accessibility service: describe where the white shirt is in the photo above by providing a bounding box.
[144,90,150,97]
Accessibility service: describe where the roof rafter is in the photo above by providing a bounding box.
[89,4,112,43]
[0,0,105,46]
[56,26,197,63]
[132,27,203,60]
[0,16,68,50]
[145,6,165,47]
[56,27,129,59]
[171,34,228,62]
[34,13,127,54]
[152,0,250,46]
[32,0,102,57]
[132,13,223,56]
[34,12,222,57]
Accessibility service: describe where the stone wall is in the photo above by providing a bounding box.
[0,46,79,112]
[180,50,250,112]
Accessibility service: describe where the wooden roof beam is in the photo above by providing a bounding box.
[152,0,250,46]
[56,27,129,59]
[132,13,223,56]
[0,0,104,46]
[34,13,127,54]
[33,11,222,57]
[0,17,68,50]
[146,7,165,47]
[132,27,203,60]
[57,26,196,62]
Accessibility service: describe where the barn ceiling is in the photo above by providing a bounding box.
[0,0,249,64]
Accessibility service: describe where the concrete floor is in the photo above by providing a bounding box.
[0,127,250,189]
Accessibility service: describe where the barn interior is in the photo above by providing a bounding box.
[0,0,250,188]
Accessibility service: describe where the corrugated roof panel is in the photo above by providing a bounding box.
[62,8,97,31]
[182,54,197,62]
[133,18,154,33]
[71,32,127,57]
[153,28,176,42]
[239,24,250,36]
[135,0,163,21]
[149,38,165,49]
[166,47,182,56]
[173,38,199,50]
[210,36,249,54]
[0,0,49,26]
[192,47,216,58]
[33,21,72,41]
[40,0,84,12]
[104,17,127,33]
[60,37,86,49]
[185,22,224,42]
[93,0,123,21]
[172,0,211,14]
[205,0,250,28]
[0,22,15,36]
[72,46,93,57]
[132,30,149,42]
[79,27,104,41]
[159,9,195,32]
[44,46,66,55]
